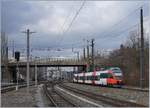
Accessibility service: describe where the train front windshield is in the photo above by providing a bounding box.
[110,67,122,76]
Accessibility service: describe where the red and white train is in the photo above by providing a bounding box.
[73,67,123,87]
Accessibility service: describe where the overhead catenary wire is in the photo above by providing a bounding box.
[8,3,148,55]
[95,14,149,42]
[96,23,139,43]
[57,0,86,47]
[90,3,146,40]
[55,5,75,45]
[63,0,86,34]
[9,20,148,52]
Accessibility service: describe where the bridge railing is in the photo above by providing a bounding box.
[8,58,87,66]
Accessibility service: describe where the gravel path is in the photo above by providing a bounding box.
[64,83,149,106]
[1,86,37,107]
[35,84,51,107]
[1,84,51,107]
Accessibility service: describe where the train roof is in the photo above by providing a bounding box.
[74,70,112,76]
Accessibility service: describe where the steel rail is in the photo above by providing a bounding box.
[73,82,148,92]
[43,84,77,107]
[43,84,58,107]
[54,87,77,107]
[121,86,149,92]
[59,84,147,107]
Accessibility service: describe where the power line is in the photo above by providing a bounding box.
[57,0,86,47]
[55,5,75,45]
[96,18,149,42]
[91,4,146,40]
[64,0,86,34]
[8,41,83,51]
[60,6,75,35]
[96,23,139,43]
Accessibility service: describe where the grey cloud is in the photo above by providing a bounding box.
[2,1,149,58]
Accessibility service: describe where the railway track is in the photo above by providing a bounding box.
[122,86,149,92]
[73,82,148,92]
[59,84,147,107]
[43,84,77,107]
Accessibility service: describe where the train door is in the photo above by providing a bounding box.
[77,75,78,83]
[92,71,96,85]
[99,73,107,86]
[83,72,85,83]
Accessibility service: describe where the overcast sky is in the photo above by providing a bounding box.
[2,0,150,58]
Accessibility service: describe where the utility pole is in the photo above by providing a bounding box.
[87,40,89,63]
[140,8,144,88]
[83,48,85,60]
[12,40,15,58]
[91,38,95,71]
[83,38,86,60]
[22,29,36,92]
[15,51,20,91]
[77,52,79,61]
[86,40,90,72]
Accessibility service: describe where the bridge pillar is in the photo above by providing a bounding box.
[2,66,13,83]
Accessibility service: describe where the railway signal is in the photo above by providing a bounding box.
[15,51,20,91]
[91,39,95,72]
[15,51,20,61]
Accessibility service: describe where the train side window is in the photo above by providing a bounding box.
[95,76,97,80]
[100,73,108,78]
[90,76,92,80]
[95,76,100,80]
[89,76,91,80]
[83,76,85,80]
[87,76,89,80]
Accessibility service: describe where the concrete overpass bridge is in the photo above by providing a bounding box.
[1,58,87,83]
[3,58,87,68]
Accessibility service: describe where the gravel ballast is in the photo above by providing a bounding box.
[2,86,37,107]
[1,84,51,107]
[64,82,149,106]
